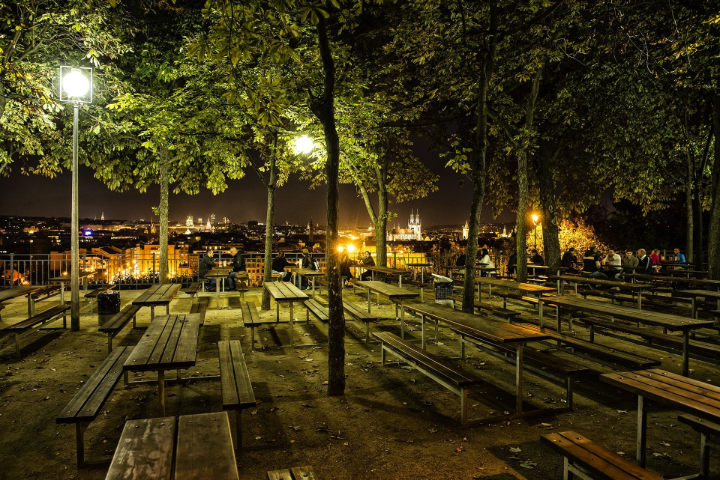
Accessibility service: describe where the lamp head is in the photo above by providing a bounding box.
[63,69,90,98]
[294,135,315,155]
[531,214,539,224]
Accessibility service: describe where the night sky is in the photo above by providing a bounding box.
[0,154,516,228]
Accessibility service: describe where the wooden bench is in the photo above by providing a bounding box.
[678,414,720,479]
[373,331,482,424]
[342,300,377,342]
[98,304,141,353]
[106,412,239,480]
[27,285,62,316]
[218,340,257,450]
[305,298,330,324]
[181,281,202,298]
[541,431,663,480]
[268,466,317,480]
[0,304,71,356]
[189,297,209,326]
[451,325,586,408]
[84,285,116,313]
[56,346,134,467]
[449,294,521,322]
[581,317,720,360]
[241,301,276,350]
[516,321,661,370]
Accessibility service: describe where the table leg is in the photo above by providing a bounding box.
[151,306,155,321]
[372,271,375,281]
[166,304,169,315]
[637,291,642,310]
[556,306,561,333]
[276,301,279,322]
[691,298,697,319]
[290,302,294,346]
[516,344,524,414]
[421,315,426,350]
[399,275,402,288]
[216,279,221,308]
[637,395,647,468]
[683,330,690,376]
[367,289,371,314]
[401,301,405,339]
[312,277,316,297]
[158,370,166,416]
[538,296,544,331]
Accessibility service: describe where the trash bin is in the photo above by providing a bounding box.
[98,291,120,325]
[432,274,454,305]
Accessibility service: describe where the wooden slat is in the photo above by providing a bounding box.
[172,314,201,368]
[353,280,419,299]
[601,372,720,420]
[290,466,317,479]
[636,369,720,402]
[241,301,261,325]
[175,412,239,480]
[342,301,376,321]
[124,318,170,370]
[4,304,71,332]
[679,414,720,436]
[99,305,141,333]
[374,331,481,386]
[159,315,186,366]
[57,346,131,422]
[229,340,256,408]
[106,417,175,480]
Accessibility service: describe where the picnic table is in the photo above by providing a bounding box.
[554,275,648,308]
[106,412,238,480]
[674,289,720,318]
[206,267,233,308]
[132,283,181,320]
[624,273,720,290]
[50,272,92,308]
[123,313,202,415]
[402,301,550,414]
[538,295,713,376]
[363,265,411,286]
[0,286,42,319]
[287,267,324,296]
[601,369,720,468]
[353,280,419,334]
[263,282,309,346]
[475,277,555,322]
[406,262,433,283]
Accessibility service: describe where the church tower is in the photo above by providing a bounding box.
[462,221,469,240]
[408,210,422,240]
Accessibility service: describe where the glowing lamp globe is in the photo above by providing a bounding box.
[337,245,344,253]
[347,244,356,253]
[294,135,315,155]
[63,69,90,98]
[531,214,539,223]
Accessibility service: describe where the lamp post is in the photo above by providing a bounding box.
[59,66,92,331]
[531,214,539,253]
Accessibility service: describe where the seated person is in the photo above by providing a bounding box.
[650,249,661,266]
[271,252,294,281]
[339,251,354,286]
[529,249,544,265]
[507,251,517,275]
[478,248,495,276]
[359,251,375,281]
[603,248,622,278]
[673,247,686,264]
[455,253,466,267]
[198,249,217,290]
[622,250,639,269]
[637,249,654,273]
[299,248,318,289]
[583,246,607,279]
[226,246,246,290]
[561,247,578,273]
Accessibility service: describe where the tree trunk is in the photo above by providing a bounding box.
[375,164,389,268]
[311,16,345,396]
[158,151,170,284]
[537,149,560,269]
[707,94,720,279]
[461,3,496,312]
[261,185,275,310]
[686,155,694,263]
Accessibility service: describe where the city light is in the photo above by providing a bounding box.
[293,135,315,155]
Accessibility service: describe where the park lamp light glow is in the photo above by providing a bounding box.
[531,214,539,224]
[59,66,93,103]
[346,244,357,253]
[294,135,315,155]
[337,245,344,253]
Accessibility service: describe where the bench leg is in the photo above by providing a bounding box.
[76,422,87,468]
[637,395,648,468]
[250,327,255,351]
[566,376,573,410]
[124,371,129,386]
[235,410,242,451]
[516,344,524,414]
[365,323,369,343]
[460,388,468,425]
[151,306,155,321]
[563,457,574,480]
[460,335,465,359]
[158,370,166,416]
[381,345,386,365]
[107,334,113,354]
[14,333,21,357]
[700,433,710,479]
[421,315,426,350]
[133,314,137,328]
[682,331,690,377]
[589,324,595,343]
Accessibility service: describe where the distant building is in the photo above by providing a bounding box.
[388,210,422,241]
[462,221,469,240]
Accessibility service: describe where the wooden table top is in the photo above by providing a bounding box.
[263,282,309,301]
[601,369,720,421]
[287,267,325,276]
[539,296,714,331]
[132,284,182,306]
[475,278,556,294]
[624,273,720,286]
[0,286,41,302]
[206,267,233,279]
[106,416,176,480]
[364,265,411,276]
[676,289,720,299]
[403,302,550,344]
[558,275,647,289]
[354,280,420,299]
[49,272,92,281]
[123,314,201,371]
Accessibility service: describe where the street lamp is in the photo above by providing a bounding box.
[293,135,315,155]
[59,66,92,331]
[531,213,539,252]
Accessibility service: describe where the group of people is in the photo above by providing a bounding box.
[197,248,379,290]
[561,246,686,279]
